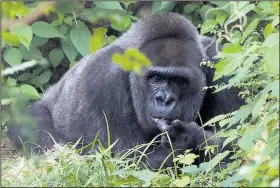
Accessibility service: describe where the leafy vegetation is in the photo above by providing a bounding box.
[1,1,279,187]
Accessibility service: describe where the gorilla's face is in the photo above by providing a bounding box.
[130,38,206,137]
[146,68,187,125]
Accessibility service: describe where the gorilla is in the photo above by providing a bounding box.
[8,13,243,169]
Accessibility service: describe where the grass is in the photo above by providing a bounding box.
[1,136,249,187]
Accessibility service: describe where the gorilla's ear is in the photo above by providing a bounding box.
[199,36,221,60]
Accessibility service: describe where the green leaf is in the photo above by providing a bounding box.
[31,36,48,47]
[203,114,228,127]
[242,18,260,39]
[32,21,65,38]
[70,27,91,57]
[55,1,80,14]
[20,84,40,98]
[222,134,238,149]
[64,17,73,26]
[90,27,108,53]
[262,33,279,47]
[183,4,198,14]
[6,77,17,86]
[263,23,274,39]
[3,48,22,67]
[152,1,175,13]
[94,2,124,11]
[263,44,279,75]
[30,77,42,88]
[238,127,265,152]
[223,43,242,54]
[59,24,68,35]
[206,150,230,173]
[19,46,42,60]
[112,48,151,75]
[199,5,215,21]
[9,24,33,50]
[38,70,52,84]
[216,12,227,26]
[49,48,64,68]
[61,35,78,63]
[2,31,20,46]
[17,73,32,81]
[173,176,190,187]
[200,19,217,35]
[181,162,210,174]
[2,40,5,49]
[229,103,254,126]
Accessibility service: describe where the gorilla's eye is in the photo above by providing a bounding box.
[173,77,187,85]
[149,74,163,82]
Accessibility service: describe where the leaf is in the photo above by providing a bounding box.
[32,21,65,38]
[183,4,198,14]
[17,73,32,81]
[61,35,78,62]
[242,18,260,39]
[200,19,217,35]
[263,23,274,39]
[59,24,68,35]
[20,84,40,98]
[262,33,279,47]
[49,48,64,68]
[181,162,210,174]
[216,12,227,26]
[206,150,230,173]
[94,2,124,11]
[3,48,22,67]
[6,77,17,86]
[229,103,254,126]
[203,114,228,127]
[9,24,33,50]
[31,36,48,47]
[64,17,73,26]
[238,127,265,152]
[152,1,175,13]
[70,27,91,57]
[38,70,52,84]
[2,31,20,46]
[2,40,5,49]
[89,27,108,53]
[112,48,151,75]
[222,135,238,149]
[223,43,242,54]
[263,44,279,75]
[173,176,190,187]
[199,5,215,21]
[19,46,42,60]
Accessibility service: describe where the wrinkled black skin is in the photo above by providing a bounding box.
[8,13,244,169]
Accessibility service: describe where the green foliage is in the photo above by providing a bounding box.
[112,48,151,75]
[1,1,279,187]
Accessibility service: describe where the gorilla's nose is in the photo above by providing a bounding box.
[154,91,176,109]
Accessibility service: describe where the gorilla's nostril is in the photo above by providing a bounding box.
[166,98,175,106]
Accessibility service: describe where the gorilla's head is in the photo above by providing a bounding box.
[130,37,206,137]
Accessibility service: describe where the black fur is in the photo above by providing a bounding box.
[8,13,244,169]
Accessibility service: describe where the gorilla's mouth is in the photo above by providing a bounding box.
[151,116,174,125]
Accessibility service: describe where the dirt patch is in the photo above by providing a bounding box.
[1,137,21,161]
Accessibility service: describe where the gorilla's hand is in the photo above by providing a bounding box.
[156,119,201,149]
[147,120,200,169]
